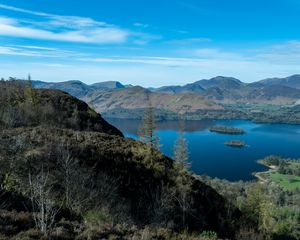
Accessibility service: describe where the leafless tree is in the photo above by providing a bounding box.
[173,183,192,227]
[28,166,59,235]
[149,183,174,226]
[57,147,75,209]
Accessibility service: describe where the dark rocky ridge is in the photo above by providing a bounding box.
[0,80,123,136]
[33,80,125,98]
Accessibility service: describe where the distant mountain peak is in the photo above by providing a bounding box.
[210,76,240,80]
[91,81,125,89]
[194,76,244,90]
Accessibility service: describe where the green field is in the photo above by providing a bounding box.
[268,172,300,191]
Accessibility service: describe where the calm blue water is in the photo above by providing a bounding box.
[107,119,300,181]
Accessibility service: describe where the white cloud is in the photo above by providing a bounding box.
[0,4,158,44]
[0,46,48,57]
[0,44,87,58]
[191,48,245,60]
[77,56,207,66]
[0,15,128,44]
[254,40,300,64]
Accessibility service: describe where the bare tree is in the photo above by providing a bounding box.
[173,182,192,228]
[57,147,75,209]
[150,183,174,226]
[56,146,97,212]
[28,166,59,235]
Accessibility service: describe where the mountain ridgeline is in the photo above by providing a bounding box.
[0,80,122,136]
[0,80,243,239]
[31,74,300,123]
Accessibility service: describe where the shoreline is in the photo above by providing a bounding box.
[104,115,300,125]
[253,161,277,183]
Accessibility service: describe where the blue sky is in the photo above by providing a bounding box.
[0,0,300,86]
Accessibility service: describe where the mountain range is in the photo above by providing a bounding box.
[32,75,300,104]
[154,75,300,104]
[29,75,300,122]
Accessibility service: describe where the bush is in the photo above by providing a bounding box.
[83,209,112,226]
[199,231,218,239]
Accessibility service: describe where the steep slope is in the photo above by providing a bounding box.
[203,85,300,104]
[0,127,240,237]
[155,76,242,94]
[82,86,223,115]
[0,80,123,136]
[33,80,91,98]
[32,80,125,99]
[194,76,245,90]
[155,76,300,104]
[0,80,241,238]
[259,74,300,89]
[156,84,205,94]
[246,85,300,104]
[91,81,125,89]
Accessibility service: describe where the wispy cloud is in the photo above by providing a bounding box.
[77,56,207,66]
[133,22,150,28]
[0,16,128,44]
[254,40,300,64]
[0,44,87,58]
[77,40,300,68]
[0,4,157,44]
[192,48,244,60]
[0,46,45,57]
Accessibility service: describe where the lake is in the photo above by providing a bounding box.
[107,118,300,181]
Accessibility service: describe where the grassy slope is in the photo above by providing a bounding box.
[268,172,300,191]
[257,159,300,191]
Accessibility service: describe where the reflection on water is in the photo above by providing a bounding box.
[107,118,300,181]
[107,118,215,135]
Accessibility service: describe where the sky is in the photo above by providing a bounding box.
[0,0,300,87]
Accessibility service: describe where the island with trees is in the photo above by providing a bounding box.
[209,125,245,135]
[224,140,246,148]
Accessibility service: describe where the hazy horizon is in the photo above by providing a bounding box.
[7,73,299,88]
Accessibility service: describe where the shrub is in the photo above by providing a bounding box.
[199,230,218,239]
[83,209,112,226]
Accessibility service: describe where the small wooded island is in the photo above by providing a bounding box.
[224,140,246,148]
[209,125,245,135]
